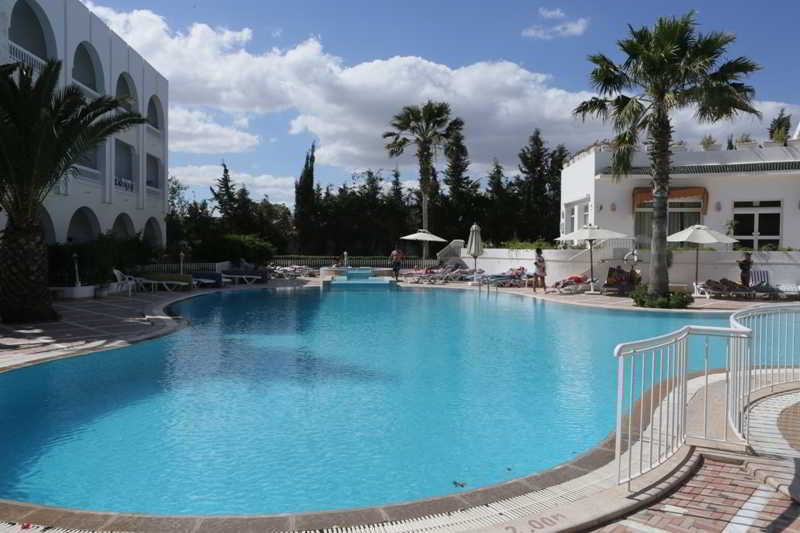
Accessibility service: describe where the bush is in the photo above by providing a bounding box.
[499,239,559,250]
[631,284,694,309]
[48,233,157,287]
[218,234,276,265]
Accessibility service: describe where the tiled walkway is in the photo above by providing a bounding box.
[594,457,800,532]
[0,292,181,372]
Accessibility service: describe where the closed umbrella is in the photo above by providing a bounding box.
[556,224,631,294]
[466,223,483,285]
[667,225,738,294]
[401,229,447,261]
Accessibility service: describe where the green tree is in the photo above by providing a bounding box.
[383,101,462,258]
[210,162,238,229]
[515,129,550,240]
[0,61,144,322]
[485,159,513,244]
[294,143,316,253]
[166,175,189,244]
[768,108,792,144]
[442,120,479,240]
[574,11,760,296]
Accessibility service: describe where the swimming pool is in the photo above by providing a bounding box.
[0,288,727,515]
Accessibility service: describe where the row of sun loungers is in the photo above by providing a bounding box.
[695,271,800,300]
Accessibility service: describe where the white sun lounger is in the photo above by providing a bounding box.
[133,277,190,292]
[224,274,261,285]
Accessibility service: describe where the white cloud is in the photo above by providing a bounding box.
[85,1,799,179]
[169,107,260,153]
[271,27,283,38]
[538,7,566,19]
[523,17,590,39]
[171,164,295,204]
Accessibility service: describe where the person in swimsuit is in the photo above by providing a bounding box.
[533,248,546,292]
[390,245,404,281]
[737,251,753,287]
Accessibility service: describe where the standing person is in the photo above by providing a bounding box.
[533,248,547,293]
[737,251,753,287]
[390,245,404,281]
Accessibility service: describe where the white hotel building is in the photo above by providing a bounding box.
[0,0,168,247]
[560,136,800,251]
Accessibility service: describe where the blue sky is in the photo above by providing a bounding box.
[87,1,800,206]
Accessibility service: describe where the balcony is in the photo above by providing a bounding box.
[115,176,135,193]
[9,42,46,76]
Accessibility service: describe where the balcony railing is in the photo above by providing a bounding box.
[9,42,46,76]
[115,176,135,193]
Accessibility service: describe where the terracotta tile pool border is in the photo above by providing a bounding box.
[0,282,754,532]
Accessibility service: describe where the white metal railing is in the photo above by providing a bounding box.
[614,325,750,485]
[730,304,800,441]
[271,256,437,269]
[115,176,135,192]
[8,43,46,75]
[141,261,230,274]
[615,303,800,485]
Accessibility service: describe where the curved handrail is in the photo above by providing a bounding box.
[614,324,749,358]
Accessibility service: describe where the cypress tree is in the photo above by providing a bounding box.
[293,143,316,253]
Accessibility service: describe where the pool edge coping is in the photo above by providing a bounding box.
[0,281,756,532]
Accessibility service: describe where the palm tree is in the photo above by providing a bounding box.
[383,101,462,258]
[574,11,760,296]
[0,60,145,323]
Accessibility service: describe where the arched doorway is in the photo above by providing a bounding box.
[111,213,135,240]
[146,95,164,130]
[66,207,101,243]
[37,206,56,245]
[143,217,163,248]
[9,0,57,62]
[115,73,139,112]
[72,41,104,94]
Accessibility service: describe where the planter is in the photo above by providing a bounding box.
[735,141,758,150]
[55,285,98,299]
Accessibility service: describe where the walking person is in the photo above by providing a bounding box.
[533,248,547,293]
[390,245,404,282]
[737,251,753,287]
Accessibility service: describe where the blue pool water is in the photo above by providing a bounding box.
[0,288,727,515]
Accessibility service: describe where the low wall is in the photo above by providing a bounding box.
[460,248,615,281]
[462,248,800,287]
[660,250,800,286]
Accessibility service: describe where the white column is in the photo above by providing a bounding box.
[0,0,11,65]
[105,138,114,203]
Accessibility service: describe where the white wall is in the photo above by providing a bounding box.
[562,144,800,248]
[460,248,800,288]
[0,0,169,245]
[460,248,612,283]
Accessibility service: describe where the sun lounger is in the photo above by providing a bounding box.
[113,269,137,296]
[224,274,261,285]
[775,283,800,299]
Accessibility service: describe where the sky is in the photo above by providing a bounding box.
[83,0,800,207]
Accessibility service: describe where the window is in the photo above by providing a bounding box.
[733,200,782,250]
[146,155,160,188]
[115,140,135,192]
[582,203,590,226]
[635,199,703,249]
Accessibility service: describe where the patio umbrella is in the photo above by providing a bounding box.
[401,229,447,260]
[466,223,484,285]
[667,225,738,292]
[556,224,631,294]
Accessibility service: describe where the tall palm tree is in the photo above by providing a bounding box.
[383,101,462,258]
[574,11,760,296]
[0,60,145,323]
